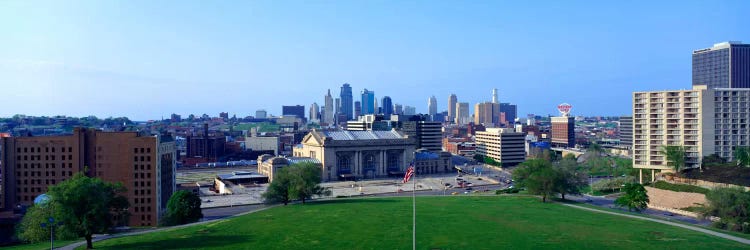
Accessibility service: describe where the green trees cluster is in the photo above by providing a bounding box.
[590,176,636,193]
[660,145,686,172]
[17,173,129,249]
[262,162,331,205]
[473,155,502,167]
[162,191,203,226]
[703,187,750,233]
[614,183,649,212]
[734,147,750,168]
[512,158,587,202]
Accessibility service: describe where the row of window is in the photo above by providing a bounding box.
[16,154,73,161]
[134,156,152,162]
[134,148,152,154]
[17,146,73,153]
[17,163,74,169]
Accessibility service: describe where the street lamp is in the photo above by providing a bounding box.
[40,217,62,250]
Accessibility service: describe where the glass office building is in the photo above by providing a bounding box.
[693,41,750,89]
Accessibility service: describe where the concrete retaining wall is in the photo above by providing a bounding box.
[645,186,706,210]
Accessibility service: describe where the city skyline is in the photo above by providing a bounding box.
[1,1,749,120]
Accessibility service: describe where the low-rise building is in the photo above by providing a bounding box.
[475,128,525,167]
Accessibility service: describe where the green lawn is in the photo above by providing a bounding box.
[6,239,79,250]
[83,196,747,249]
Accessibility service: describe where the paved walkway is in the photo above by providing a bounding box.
[57,204,276,250]
[561,203,750,245]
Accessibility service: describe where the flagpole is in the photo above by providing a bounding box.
[412,168,416,250]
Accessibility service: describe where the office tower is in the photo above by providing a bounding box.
[335,98,341,115]
[255,110,267,119]
[492,88,499,104]
[402,120,443,152]
[394,103,403,115]
[0,128,176,226]
[309,102,320,122]
[428,96,437,119]
[693,41,750,89]
[374,97,379,114]
[551,103,575,148]
[619,116,633,149]
[361,89,375,115]
[456,102,470,125]
[474,102,500,126]
[354,101,362,118]
[499,103,518,125]
[340,83,353,120]
[219,112,229,120]
[382,96,393,117]
[324,89,334,125]
[282,105,305,119]
[404,106,416,115]
[475,128,526,167]
[448,94,457,123]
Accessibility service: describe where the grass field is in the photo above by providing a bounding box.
[82,196,746,249]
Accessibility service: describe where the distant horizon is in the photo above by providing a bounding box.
[1,1,748,120]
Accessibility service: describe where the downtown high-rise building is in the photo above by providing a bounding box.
[456,102,470,125]
[499,103,518,124]
[309,102,320,122]
[428,96,437,119]
[394,104,403,115]
[381,96,393,117]
[361,89,375,115]
[693,41,750,89]
[354,101,362,118]
[282,105,305,120]
[340,83,353,120]
[324,89,334,125]
[404,105,416,115]
[492,88,499,103]
[448,94,457,123]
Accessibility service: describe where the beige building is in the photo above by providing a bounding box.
[293,130,416,181]
[246,128,279,155]
[475,128,525,167]
[257,154,320,182]
[632,85,715,183]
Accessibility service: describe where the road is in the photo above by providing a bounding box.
[565,194,711,226]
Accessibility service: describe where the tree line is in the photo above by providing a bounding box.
[262,162,331,205]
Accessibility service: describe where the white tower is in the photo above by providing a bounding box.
[492,88,498,104]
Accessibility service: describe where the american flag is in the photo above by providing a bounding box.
[402,163,415,183]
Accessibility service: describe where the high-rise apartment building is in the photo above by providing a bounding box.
[632,85,715,182]
[0,128,176,226]
[324,89,334,125]
[340,83,354,120]
[448,94,457,123]
[619,116,633,148]
[456,102,470,125]
[381,96,393,117]
[361,89,375,115]
[475,128,525,167]
[693,41,750,89]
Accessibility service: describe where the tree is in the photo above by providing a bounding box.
[660,145,686,172]
[287,162,331,204]
[703,187,750,232]
[734,147,750,168]
[614,183,649,212]
[262,168,293,205]
[16,203,76,243]
[47,173,129,249]
[162,191,203,226]
[555,158,586,200]
[513,159,560,202]
[262,162,331,205]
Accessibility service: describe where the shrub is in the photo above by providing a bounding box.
[651,181,710,194]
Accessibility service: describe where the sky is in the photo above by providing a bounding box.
[0,0,748,121]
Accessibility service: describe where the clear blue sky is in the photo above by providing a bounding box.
[1,0,748,120]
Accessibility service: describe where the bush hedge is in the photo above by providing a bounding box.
[651,181,710,194]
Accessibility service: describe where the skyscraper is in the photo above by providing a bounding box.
[309,102,320,122]
[354,101,362,118]
[474,102,500,126]
[324,89,334,125]
[456,102,470,125]
[361,89,375,115]
[492,88,499,103]
[381,96,393,117]
[693,41,750,89]
[340,83,353,120]
[404,105,416,115]
[394,103,403,115]
[282,105,305,119]
[428,96,437,119]
[499,103,517,125]
[448,94,457,123]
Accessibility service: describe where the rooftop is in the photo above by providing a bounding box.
[321,130,406,140]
